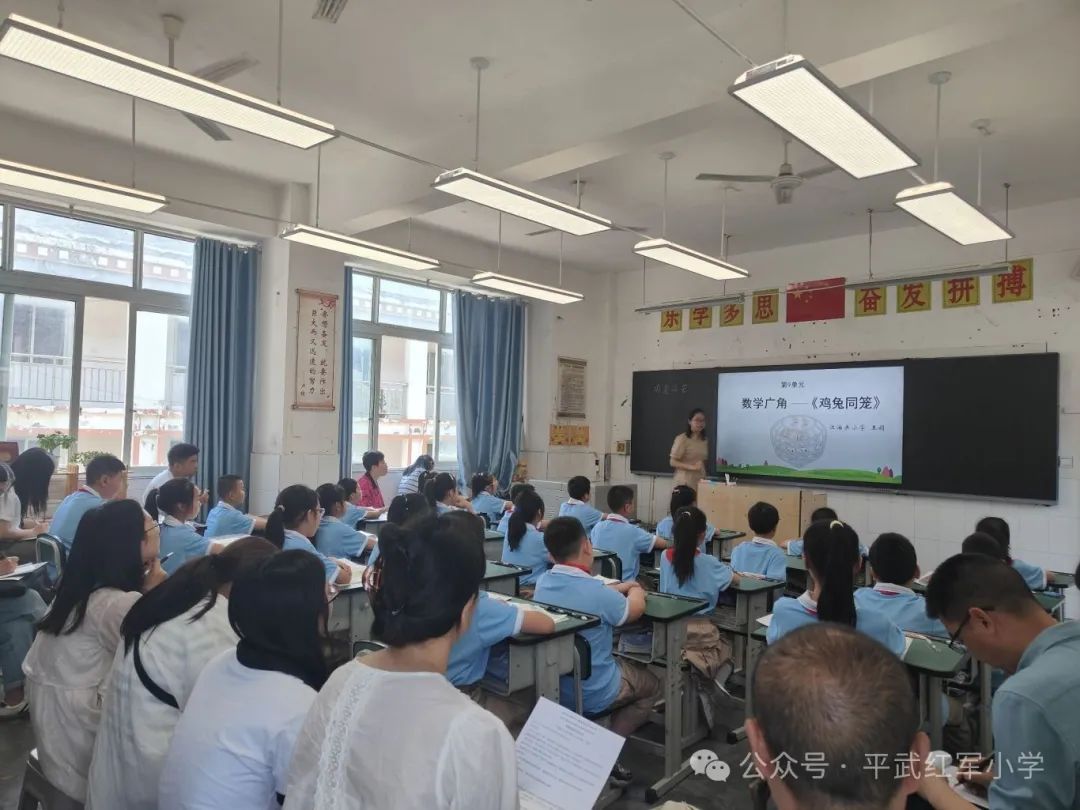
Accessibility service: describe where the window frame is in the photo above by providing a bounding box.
[347,269,457,471]
[0,196,193,464]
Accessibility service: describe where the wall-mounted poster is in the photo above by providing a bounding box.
[293,289,338,411]
[557,357,587,419]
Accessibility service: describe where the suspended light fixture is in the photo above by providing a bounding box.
[894,75,1012,245]
[0,157,165,213]
[432,57,611,236]
[0,14,336,149]
[471,212,584,304]
[633,154,748,280]
[282,147,440,270]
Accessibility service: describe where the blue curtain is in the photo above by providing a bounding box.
[185,238,258,510]
[338,271,354,480]
[453,293,526,489]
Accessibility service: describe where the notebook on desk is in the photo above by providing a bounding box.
[0,562,46,580]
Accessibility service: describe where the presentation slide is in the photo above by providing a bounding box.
[715,365,904,485]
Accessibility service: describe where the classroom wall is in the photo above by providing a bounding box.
[601,195,1080,615]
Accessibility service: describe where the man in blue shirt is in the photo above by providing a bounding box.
[49,454,127,550]
[589,485,664,582]
[558,476,605,534]
[921,553,1080,810]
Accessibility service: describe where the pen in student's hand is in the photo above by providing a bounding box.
[159,552,174,567]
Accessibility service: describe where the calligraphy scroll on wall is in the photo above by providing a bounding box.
[293,289,338,411]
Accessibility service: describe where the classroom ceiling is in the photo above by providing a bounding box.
[0,0,1078,273]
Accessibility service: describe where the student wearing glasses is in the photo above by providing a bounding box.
[264,485,352,586]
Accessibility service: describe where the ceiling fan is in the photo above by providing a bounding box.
[525,179,646,236]
[696,136,837,204]
[162,15,259,142]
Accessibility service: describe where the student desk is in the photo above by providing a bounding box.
[481,561,528,596]
[327,580,373,651]
[713,576,786,675]
[903,636,967,750]
[482,529,505,562]
[481,594,599,705]
[1047,569,1075,593]
[356,514,389,537]
[618,592,710,800]
[784,552,870,590]
[592,548,621,580]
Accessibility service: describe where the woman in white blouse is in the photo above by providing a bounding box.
[284,514,518,810]
[22,499,167,802]
[87,536,279,810]
[159,550,330,810]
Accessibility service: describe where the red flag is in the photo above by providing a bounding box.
[786,277,846,323]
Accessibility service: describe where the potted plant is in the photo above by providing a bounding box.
[72,450,107,468]
[36,432,75,461]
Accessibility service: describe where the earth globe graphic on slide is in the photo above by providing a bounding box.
[770,415,827,469]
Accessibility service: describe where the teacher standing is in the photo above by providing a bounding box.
[670,408,708,490]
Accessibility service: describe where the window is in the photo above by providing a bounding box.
[349,273,457,468]
[0,201,193,466]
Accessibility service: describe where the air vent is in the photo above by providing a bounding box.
[313,0,349,22]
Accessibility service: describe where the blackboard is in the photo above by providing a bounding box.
[630,368,719,475]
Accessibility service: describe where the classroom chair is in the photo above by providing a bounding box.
[34,534,65,577]
[18,751,84,810]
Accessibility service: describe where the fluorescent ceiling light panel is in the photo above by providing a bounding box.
[0,14,336,149]
[895,182,1013,245]
[729,55,919,179]
[0,157,165,213]
[634,238,749,280]
[471,272,584,304]
[281,225,440,271]
[433,168,611,236]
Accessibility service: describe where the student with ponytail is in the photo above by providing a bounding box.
[368,493,432,568]
[87,538,278,810]
[145,479,212,575]
[264,485,352,586]
[975,515,1048,590]
[655,485,716,549]
[501,490,549,585]
[284,517,518,809]
[314,483,375,559]
[766,520,904,655]
[495,482,535,534]
[396,453,434,496]
[424,472,474,515]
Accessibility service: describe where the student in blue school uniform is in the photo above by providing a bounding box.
[314,483,376,560]
[767,520,905,655]
[557,476,606,534]
[367,493,431,569]
[205,474,267,539]
[425,472,475,516]
[783,506,869,558]
[49,454,127,550]
[655,485,715,548]
[265,484,352,586]
[534,517,659,751]
[589,485,665,583]
[501,491,548,585]
[855,532,947,637]
[146,478,214,575]
[470,473,509,527]
[975,516,1048,590]
[730,501,787,580]
[495,483,535,535]
[444,511,555,688]
[659,506,739,611]
[337,478,386,527]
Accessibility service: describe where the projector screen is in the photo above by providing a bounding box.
[715,364,905,486]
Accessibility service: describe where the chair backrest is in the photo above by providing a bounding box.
[573,634,592,681]
[18,750,85,810]
[35,534,65,574]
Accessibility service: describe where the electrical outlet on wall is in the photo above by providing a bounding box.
[615,440,630,455]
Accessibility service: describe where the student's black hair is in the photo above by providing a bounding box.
[961,531,1006,561]
[438,510,486,549]
[387,493,431,526]
[810,506,838,524]
[543,517,587,563]
[868,532,918,586]
[12,447,55,521]
[121,537,278,652]
[145,477,196,522]
[508,482,535,502]
[316,483,346,514]
[802,519,860,628]
[85,453,125,486]
[264,484,319,549]
[402,454,435,477]
[752,624,921,808]
[217,474,244,502]
[470,472,495,498]
[567,475,592,501]
[415,470,437,498]
[229,550,329,690]
[167,442,199,467]
[685,407,707,439]
[748,501,780,536]
[606,484,635,513]
[926,553,1038,624]
[507,490,545,551]
[672,506,706,586]
[668,484,697,517]
[361,450,385,478]
[337,477,359,499]
[424,472,458,507]
[39,499,147,635]
[371,516,484,647]
[975,517,1012,562]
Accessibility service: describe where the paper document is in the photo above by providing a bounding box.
[520,603,571,625]
[903,635,915,657]
[915,570,934,586]
[593,574,619,586]
[209,534,249,546]
[342,560,367,580]
[756,613,773,627]
[517,697,624,810]
[943,767,990,808]
[0,562,46,580]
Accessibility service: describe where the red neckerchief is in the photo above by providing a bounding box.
[566,563,592,575]
[78,486,98,496]
[874,587,905,597]
[663,548,700,562]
